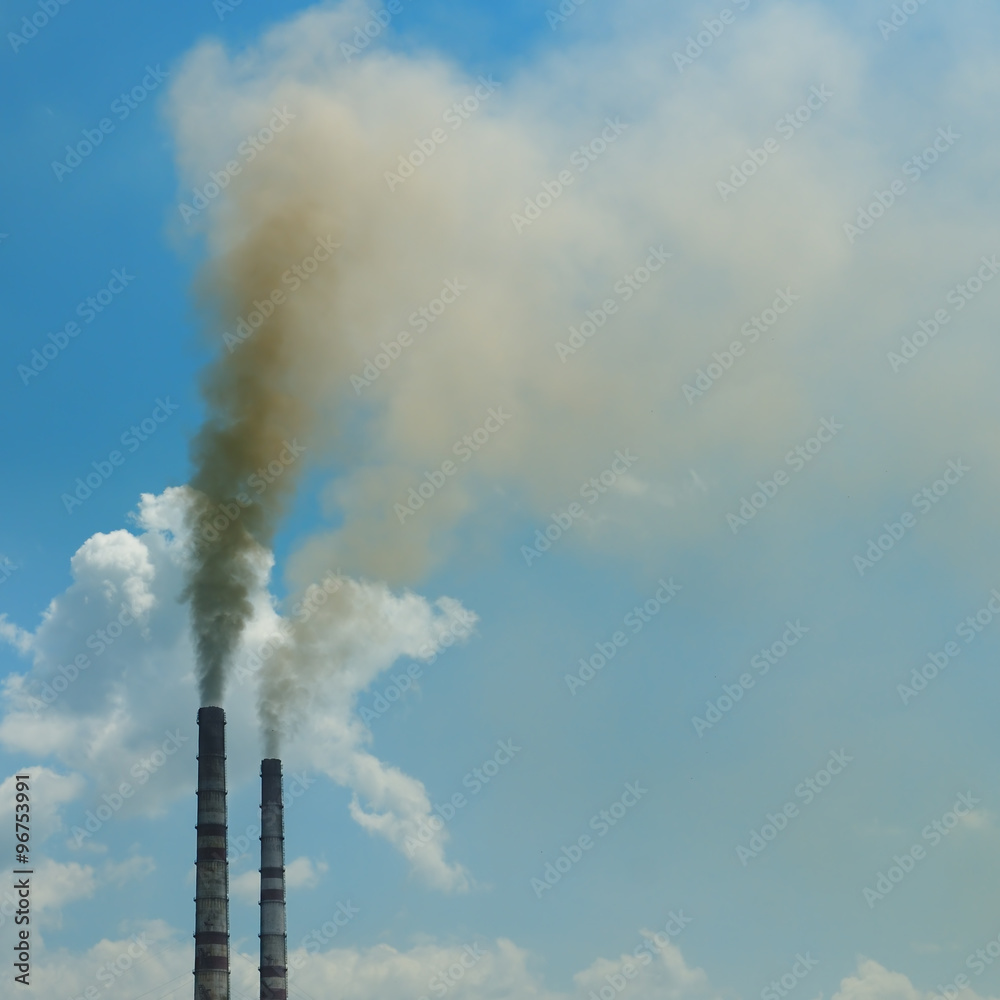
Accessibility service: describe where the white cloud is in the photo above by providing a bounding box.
[102,855,156,887]
[0,896,981,1000]
[233,854,328,904]
[286,854,328,889]
[4,928,707,1000]
[0,767,85,847]
[0,488,477,888]
[0,920,185,1000]
[573,936,719,1000]
[230,932,719,1000]
[231,868,258,905]
[0,615,31,655]
[29,857,98,929]
[832,959,937,1000]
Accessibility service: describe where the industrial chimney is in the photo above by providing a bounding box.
[260,758,288,1000]
[195,707,230,1000]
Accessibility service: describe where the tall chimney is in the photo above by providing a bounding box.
[195,707,230,1000]
[260,758,287,1000]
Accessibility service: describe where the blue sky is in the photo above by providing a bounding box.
[3,1,1000,999]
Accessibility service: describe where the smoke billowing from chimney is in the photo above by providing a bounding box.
[195,707,230,1000]
[183,206,321,708]
[170,6,813,751]
[260,758,288,1000]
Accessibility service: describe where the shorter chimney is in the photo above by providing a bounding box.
[260,759,287,1000]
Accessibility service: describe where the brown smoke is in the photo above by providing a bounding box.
[183,205,321,707]
[167,2,990,731]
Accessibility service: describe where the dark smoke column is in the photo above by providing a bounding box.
[260,759,287,1000]
[195,707,230,1000]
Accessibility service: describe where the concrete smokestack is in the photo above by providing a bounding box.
[195,707,230,1000]
[260,758,287,1000]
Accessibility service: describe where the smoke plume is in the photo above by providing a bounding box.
[183,206,321,706]
[168,0,1000,737]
